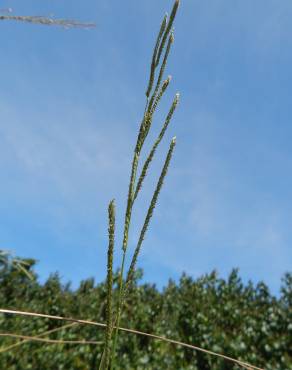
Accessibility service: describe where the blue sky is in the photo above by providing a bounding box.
[0,0,292,294]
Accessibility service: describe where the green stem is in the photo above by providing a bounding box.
[110,108,146,369]
[126,138,177,293]
[100,200,115,370]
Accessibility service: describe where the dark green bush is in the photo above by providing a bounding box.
[0,259,291,369]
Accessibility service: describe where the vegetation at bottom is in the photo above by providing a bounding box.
[0,258,291,370]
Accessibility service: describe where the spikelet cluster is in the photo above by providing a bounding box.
[100,2,181,369]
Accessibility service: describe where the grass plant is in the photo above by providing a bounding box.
[98,1,181,368]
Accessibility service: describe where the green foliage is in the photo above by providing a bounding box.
[0,260,291,369]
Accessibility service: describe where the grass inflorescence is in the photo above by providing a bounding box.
[98,1,181,368]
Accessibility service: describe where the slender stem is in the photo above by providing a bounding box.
[100,200,115,370]
[110,2,180,368]
[0,333,102,345]
[0,15,95,28]
[110,101,148,368]
[0,323,76,354]
[0,309,264,370]
[126,138,177,292]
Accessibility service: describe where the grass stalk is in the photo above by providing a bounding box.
[148,32,174,110]
[146,14,168,98]
[155,0,180,68]
[110,127,145,369]
[109,2,180,368]
[150,75,172,116]
[0,309,264,370]
[0,323,77,353]
[0,333,103,345]
[125,138,177,291]
[100,200,115,370]
[0,15,95,28]
[134,93,180,201]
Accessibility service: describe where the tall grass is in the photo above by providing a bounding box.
[100,1,181,368]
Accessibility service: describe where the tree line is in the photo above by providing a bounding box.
[0,256,291,369]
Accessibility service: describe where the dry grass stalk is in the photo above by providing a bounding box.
[0,323,76,353]
[0,308,265,370]
[0,15,95,28]
[0,333,102,345]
